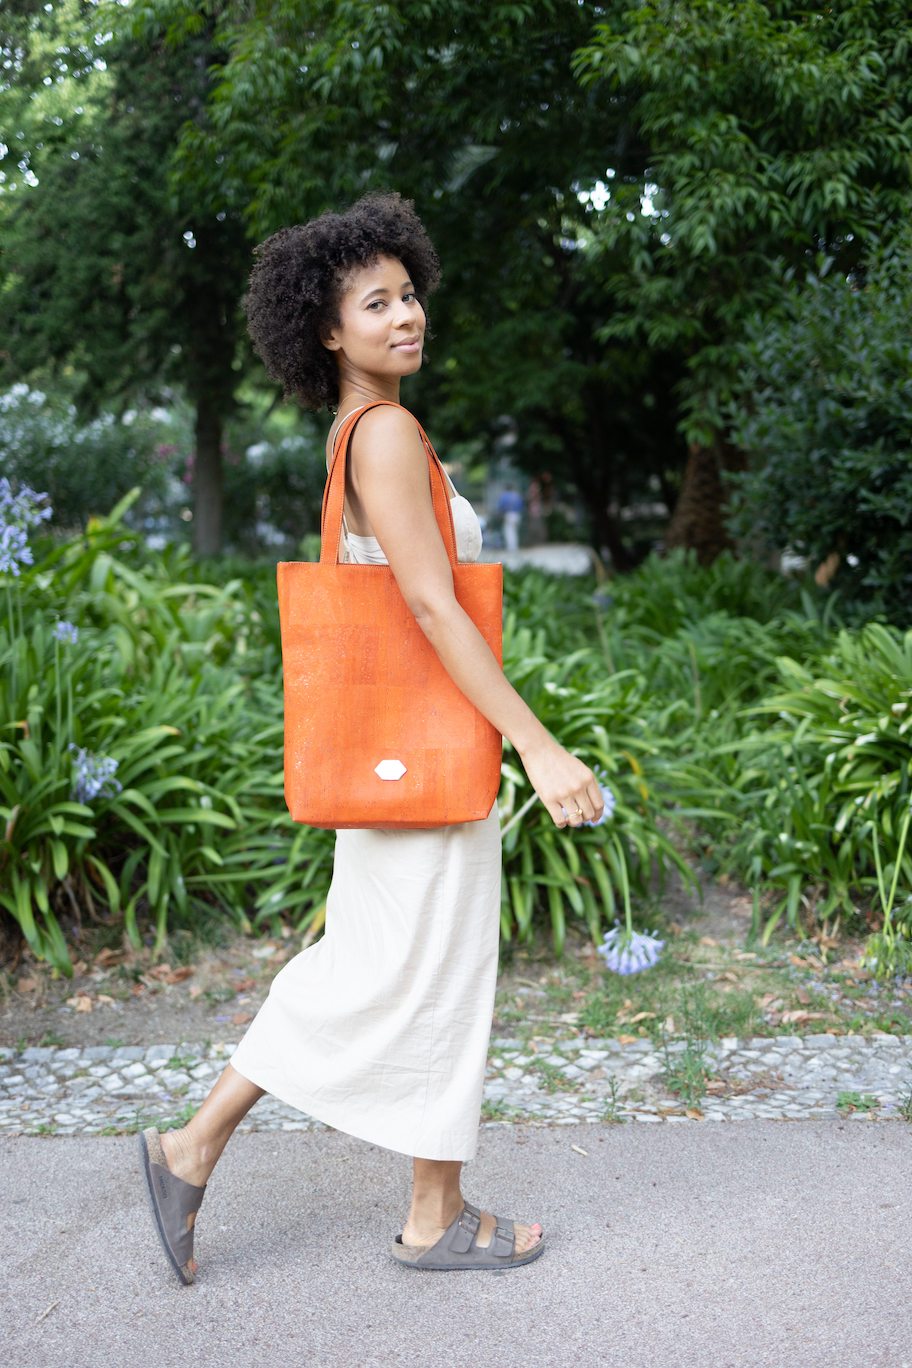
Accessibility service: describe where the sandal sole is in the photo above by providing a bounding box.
[391,1234,546,1271]
[137,1130,195,1287]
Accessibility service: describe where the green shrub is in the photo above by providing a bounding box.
[0,491,333,971]
[706,623,912,948]
[725,236,912,622]
[3,498,906,971]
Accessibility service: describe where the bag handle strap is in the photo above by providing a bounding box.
[319,400,458,566]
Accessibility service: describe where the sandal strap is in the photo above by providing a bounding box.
[488,1217,516,1259]
[449,1204,482,1256]
[440,1203,516,1260]
[147,1159,206,1266]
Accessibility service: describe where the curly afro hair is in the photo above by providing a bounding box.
[243,191,441,412]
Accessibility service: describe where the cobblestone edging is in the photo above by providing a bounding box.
[2,1032,911,1136]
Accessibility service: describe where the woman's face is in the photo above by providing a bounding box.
[322,255,426,390]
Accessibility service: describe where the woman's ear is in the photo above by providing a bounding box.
[321,329,342,352]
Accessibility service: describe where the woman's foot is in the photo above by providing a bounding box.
[138,1128,207,1284]
[402,1200,542,1255]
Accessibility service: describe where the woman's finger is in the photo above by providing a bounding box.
[561,800,586,826]
[586,779,605,819]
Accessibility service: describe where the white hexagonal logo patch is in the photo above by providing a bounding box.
[374,759,407,781]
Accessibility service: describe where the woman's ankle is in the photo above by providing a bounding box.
[160,1124,221,1187]
[407,1187,463,1232]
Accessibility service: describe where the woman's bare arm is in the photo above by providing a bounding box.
[345,405,603,826]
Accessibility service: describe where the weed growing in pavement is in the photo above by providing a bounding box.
[661,1038,714,1107]
[165,1050,196,1072]
[480,1099,525,1123]
[601,1075,626,1123]
[898,1082,912,1123]
[120,1100,197,1134]
[531,1060,584,1094]
[836,1091,881,1115]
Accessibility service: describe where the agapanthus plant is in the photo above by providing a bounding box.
[1,478,53,698]
[0,477,52,576]
[69,745,122,805]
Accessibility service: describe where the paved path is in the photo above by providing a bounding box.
[2,1122,910,1367]
[2,1031,911,1134]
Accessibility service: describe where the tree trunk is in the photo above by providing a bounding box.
[192,395,223,557]
[664,440,738,564]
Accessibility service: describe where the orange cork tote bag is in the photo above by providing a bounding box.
[277,401,503,829]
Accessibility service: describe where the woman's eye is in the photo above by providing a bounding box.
[367,300,386,311]
[403,292,416,302]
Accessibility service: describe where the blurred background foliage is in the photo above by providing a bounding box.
[2,0,911,600]
[1,1,911,971]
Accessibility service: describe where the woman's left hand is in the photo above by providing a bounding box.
[517,736,605,829]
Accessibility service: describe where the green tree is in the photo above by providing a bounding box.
[575,0,912,561]
[163,0,688,565]
[725,236,912,620]
[1,0,250,554]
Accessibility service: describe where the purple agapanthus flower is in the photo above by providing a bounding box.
[69,744,122,804]
[53,620,79,645]
[0,478,52,576]
[598,921,665,975]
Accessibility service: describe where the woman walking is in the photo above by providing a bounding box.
[139,192,604,1281]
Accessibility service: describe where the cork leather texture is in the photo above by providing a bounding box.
[278,402,503,829]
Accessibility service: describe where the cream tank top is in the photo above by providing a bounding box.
[332,408,484,566]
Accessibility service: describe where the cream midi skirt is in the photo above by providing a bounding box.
[230,805,502,1161]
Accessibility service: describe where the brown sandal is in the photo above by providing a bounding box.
[138,1127,207,1286]
[391,1201,545,1271]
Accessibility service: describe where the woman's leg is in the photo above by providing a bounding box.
[159,1063,265,1189]
[402,1158,542,1254]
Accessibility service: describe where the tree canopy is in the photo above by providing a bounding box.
[726,233,912,619]
[2,0,911,585]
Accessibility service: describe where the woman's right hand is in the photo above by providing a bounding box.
[519,736,605,829]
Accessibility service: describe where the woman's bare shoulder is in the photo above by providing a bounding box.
[348,403,425,473]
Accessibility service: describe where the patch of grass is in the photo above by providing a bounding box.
[898,1084,912,1123]
[480,1099,524,1123]
[104,1037,126,1048]
[867,1013,911,1036]
[167,913,236,965]
[165,1051,196,1072]
[120,1100,197,1134]
[531,1060,583,1094]
[836,1091,880,1114]
[541,981,575,1011]
[203,986,235,1007]
[38,1032,66,1047]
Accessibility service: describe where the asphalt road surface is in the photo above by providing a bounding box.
[2,1119,910,1368]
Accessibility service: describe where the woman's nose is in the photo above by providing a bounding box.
[393,298,420,329]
